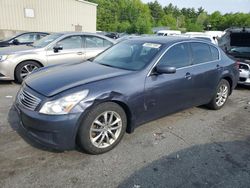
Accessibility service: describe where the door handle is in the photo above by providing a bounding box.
[185,72,192,80]
[216,64,222,70]
[77,52,83,55]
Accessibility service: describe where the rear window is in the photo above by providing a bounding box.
[210,46,219,61]
[230,33,250,47]
[190,42,212,64]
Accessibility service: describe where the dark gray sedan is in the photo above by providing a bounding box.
[14,37,239,154]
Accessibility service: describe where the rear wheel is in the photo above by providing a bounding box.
[77,102,127,154]
[207,79,230,110]
[15,61,41,83]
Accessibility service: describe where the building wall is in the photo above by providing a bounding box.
[0,0,97,39]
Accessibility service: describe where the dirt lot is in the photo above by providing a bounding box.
[0,81,250,188]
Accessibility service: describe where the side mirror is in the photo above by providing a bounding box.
[12,39,20,45]
[53,45,63,53]
[156,65,176,74]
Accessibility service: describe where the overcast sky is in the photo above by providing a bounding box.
[142,0,250,14]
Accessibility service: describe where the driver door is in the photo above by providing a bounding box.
[46,35,84,66]
[142,43,195,123]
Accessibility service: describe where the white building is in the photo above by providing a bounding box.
[0,0,97,39]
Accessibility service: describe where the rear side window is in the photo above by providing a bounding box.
[85,36,113,48]
[158,43,191,68]
[190,42,212,64]
[210,46,219,61]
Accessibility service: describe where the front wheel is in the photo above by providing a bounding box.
[77,102,127,154]
[15,61,41,83]
[207,79,230,110]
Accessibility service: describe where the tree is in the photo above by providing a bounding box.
[148,0,165,26]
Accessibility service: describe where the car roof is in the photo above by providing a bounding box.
[124,36,195,44]
[54,32,115,43]
[122,36,219,48]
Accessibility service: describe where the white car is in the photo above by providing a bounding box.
[183,33,218,45]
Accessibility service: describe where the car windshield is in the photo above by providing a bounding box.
[92,41,163,71]
[32,33,63,48]
[228,47,250,54]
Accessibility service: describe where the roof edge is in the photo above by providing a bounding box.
[75,0,98,7]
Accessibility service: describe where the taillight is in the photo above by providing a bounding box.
[235,61,240,69]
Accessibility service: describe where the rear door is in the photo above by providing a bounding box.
[142,42,195,123]
[189,42,221,105]
[46,35,84,65]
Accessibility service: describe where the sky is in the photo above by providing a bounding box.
[142,0,250,14]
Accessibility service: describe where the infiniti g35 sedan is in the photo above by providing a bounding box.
[14,37,239,154]
[0,32,114,83]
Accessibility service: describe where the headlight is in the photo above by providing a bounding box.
[39,90,89,115]
[0,55,8,62]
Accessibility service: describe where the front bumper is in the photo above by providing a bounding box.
[14,102,82,150]
[238,64,250,85]
[0,59,15,81]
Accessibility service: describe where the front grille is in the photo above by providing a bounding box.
[18,89,41,111]
[239,64,249,70]
[239,77,247,82]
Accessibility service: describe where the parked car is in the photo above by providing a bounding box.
[183,33,218,45]
[0,32,115,83]
[14,37,239,154]
[219,27,250,85]
[105,32,119,39]
[0,32,49,47]
[157,30,181,36]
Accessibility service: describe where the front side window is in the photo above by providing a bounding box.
[33,33,63,48]
[85,36,113,48]
[15,33,36,43]
[57,36,82,50]
[158,43,191,68]
[93,41,163,71]
[191,42,212,64]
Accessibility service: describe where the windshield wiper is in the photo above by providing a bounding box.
[99,63,116,68]
[26,44,34,47]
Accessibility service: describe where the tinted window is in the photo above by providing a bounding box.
[36,34,47,40]
[191,42,212,64]
[15,33,36,43]
[33,33,63,48]
[159,43,191,68]
[85,36,112,48]
[57,36,82,50]
[210,46,219,61]
[93,41,162,71]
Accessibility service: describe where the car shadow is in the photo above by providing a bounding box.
[7,105,64,153]
[235,85,250,90]
[0,81,16,85]
[118,139,250,188]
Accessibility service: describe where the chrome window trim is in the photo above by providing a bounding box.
[147,40,221,77]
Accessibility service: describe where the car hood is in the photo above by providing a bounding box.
[25,61,132,97]
[0,45,39,55]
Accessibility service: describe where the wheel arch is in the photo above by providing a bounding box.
[14,59,44,80]
[221,76,233,95]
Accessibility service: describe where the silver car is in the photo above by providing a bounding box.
[0,32,115,83]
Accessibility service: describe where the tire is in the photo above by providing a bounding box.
[77,102,127,154]
[15,61,41,83]
[207,79,230,110]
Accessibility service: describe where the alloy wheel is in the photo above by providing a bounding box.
[20,64,39,79]
[215,84,228,107]
[90,111,122,149]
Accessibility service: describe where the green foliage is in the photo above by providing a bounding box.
[87,0,250,33]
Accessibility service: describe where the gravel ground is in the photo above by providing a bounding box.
[0,81,250,188]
